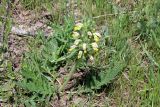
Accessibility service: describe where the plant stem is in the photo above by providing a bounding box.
[1,0,11,51]
[59,62,77,92]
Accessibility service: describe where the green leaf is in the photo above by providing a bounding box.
[80,60,126,92]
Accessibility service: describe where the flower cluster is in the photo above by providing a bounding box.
[68,22,102,61]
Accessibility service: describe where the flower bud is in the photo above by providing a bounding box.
[93,32,101,38]
[69,45,76,52]
[74,39,81,45]
[82,43,87,53]
[94,35,99,42]
[72,32,80,39]
[78,51,83,59]
[91,42,99,52]
[74,23,83,31]
[87,31,92,38]
[89,55,94,61]
[87,31,92,36]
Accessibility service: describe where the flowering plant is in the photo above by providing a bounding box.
[59,22,103,91]
[68,22,102,63]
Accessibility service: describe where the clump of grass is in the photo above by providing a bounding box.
[20,0,52,10]
[106,0,160,106]
[20,0,68,24]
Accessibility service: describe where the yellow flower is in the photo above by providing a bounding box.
[82,43,87,53]
[89,55,94,61]
[91,42,98,52]
[94,35,100,42]
[91,42,98,48]
[74,23,83,31]
[93,32,101,38]
[78,51,83,59]
[74,39,81,45]
[72,32,80,39]
[68,45,76,52]
[87,31,92,36]
[87,31,92,38]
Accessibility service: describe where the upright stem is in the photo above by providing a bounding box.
[59,62,77,92]
[1,0,10,50]
[0,0,11,70]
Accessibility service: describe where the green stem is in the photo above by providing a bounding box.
[59,62,77,92]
